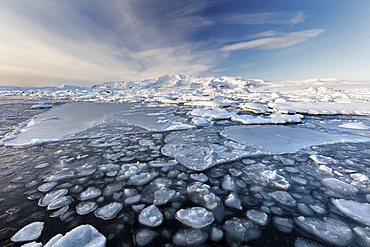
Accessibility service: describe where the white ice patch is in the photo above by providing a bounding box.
[231,113,303,125]
[1,103,133,146]
[49,225,106,247]
[221,125,368,154]
[103,111,194,132]
[175,207,214,228]
[331,199,370,227]
[11,222,44,242]
[269,101,370,115]
[190,108,236,119]
[338,122,370,130]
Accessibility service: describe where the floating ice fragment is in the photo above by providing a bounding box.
[273,216,293,233]
[153,187,176,205]
[47,196,73,210]
[321,178,358,195]
[76,201,98,215]
[294,237,325,247]
[224,192,242,210]
[127,171,159,186]
[94,202,123,220]
[135,229,158,246]
[189,173,208,182]
[269,191,296,207]
[138,205,163,227]
[353,227,370,246]
[231,113,302,125]
[80,187,102,201]
[294,216,353,246]
[339,122,369,130]
[210,227,224,242]
[44,234,63,247]
[175,207,214,228]
[11,222,44,242]
[331,199,370,227]
[50,225,106,247]
[38,182,58,193]
[223,218,261,244]
[20,241,42,247]
[149,159,178,167]
[172,229,208,246]
[38,189,68,207]
[246,209,269,226]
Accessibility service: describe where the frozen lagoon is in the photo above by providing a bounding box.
[0,75,370,246]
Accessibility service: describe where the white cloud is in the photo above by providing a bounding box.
[221,29,325,51]
[222,11,308,25]
[0,1,218,86]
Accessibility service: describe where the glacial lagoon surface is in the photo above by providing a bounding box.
[0,76,370,246]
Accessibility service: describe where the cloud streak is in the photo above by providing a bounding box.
[0,0,219,86]
[222,11,308,25]
[221,29,325,51]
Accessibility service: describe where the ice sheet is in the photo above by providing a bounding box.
[1,103,133,146]
[221,125,369,153]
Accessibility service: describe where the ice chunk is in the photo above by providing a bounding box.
[223,218,261,244]
[246,209,269,226]
[209,227,223,242]
[80,187,102,201]
[76,201,98,215]
[127,171,159,186]
[44,234,63,247]
[321,178,358,195]
[190,108,236,119]
[294,216,353,246]
[221,174,237,191]
[294,237,325,247]
[94,202,123,220]
[138,205,163,227]
[186,182,224,221]
[189,173,208,182]
[331,199,370,227]
[353,227,370,246]
[173,229,209,246]
[175,207,214,228]
[231,113,302,125]
[224,192,242,210]
[38,189,68,207]
[339,122,369,130]
[269,191,297,207]
[47,196,73,210]
[38,182,58,193]
[102,182,124,197]
[153,187,176,205]
[11,222,44,242]
[273,216,293,233]
[242,164,290,190]
[21,241,42,247]
[51,225,106,247]
[135,229,158,246]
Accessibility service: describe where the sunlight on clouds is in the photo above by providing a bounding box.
[221,29,325,51]
[0,1,217,86]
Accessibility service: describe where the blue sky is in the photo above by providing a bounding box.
[0,0,369,86]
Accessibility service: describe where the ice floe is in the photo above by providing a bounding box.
[11,222,44,242]
[175,207,214,228]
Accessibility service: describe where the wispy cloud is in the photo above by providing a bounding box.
[221,11,307,25]
[0,0,219,86]
[221,29,325,51]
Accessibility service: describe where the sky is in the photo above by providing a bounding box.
[1,0,370,87]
